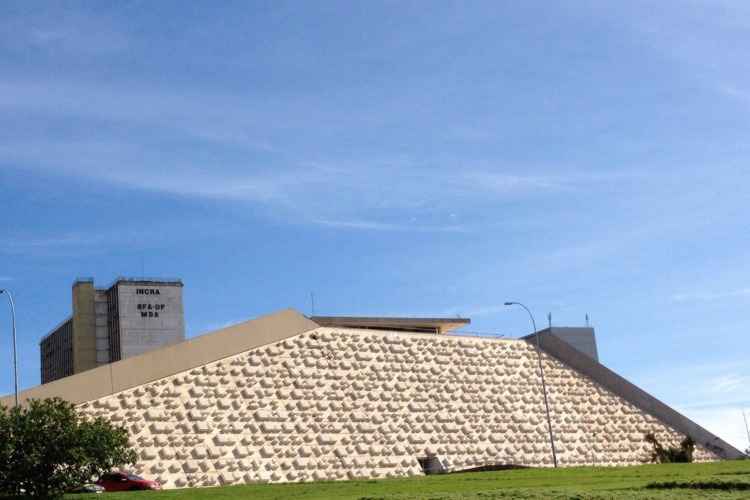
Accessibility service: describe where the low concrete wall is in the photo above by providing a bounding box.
[525,330,744,459]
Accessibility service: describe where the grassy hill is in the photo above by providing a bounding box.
[73,460,750,499]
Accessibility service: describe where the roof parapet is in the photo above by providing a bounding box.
[310,316,470,334]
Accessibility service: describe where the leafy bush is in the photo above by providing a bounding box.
[0,397,136,498]
[644,432,695,463]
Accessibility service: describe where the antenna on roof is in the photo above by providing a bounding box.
[547,313,552,330]
[310,292,315,316]
[585,313,590,327]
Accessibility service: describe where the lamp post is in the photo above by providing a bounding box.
[504,301,558,467]
[0,289,19,407]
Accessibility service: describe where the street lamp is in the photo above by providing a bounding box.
[0,289,19,407]
[504,301,558,467]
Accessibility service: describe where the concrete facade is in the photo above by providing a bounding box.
[12,309,741,490]
[541,327,599,361]
[39,318,74,383]
[72,280,98,374]
[40,278,185,383]
[115,282,185,360]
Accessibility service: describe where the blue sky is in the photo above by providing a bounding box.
[0,1,749,450]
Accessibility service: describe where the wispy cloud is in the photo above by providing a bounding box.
[637,359,750,451]
[0,233,102,255]
[677,405,750,452]
[0,277,12,282]
[718,85,750,106]
[710,374,750,394]
[671,288,750,303]
[0,9,128,55]
[461,172,570,194]
[679,399,750,411]
[1,125,634,232]
[442,304,509,318]
[1,229,169,257]
[312,218,467,233]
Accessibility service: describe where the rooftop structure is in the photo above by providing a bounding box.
[525,326,599,361]
[309,316,470,334]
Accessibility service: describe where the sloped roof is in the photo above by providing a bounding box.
[1,309,317,407]
[524,330,745,460]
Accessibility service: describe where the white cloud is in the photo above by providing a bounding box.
[0,229,177,257]
[678,405,750,453]
[0,9,129,55]
[312,218,467,233]
[719,85,750,106]
[671,288,750,303]
[0,233,100,255]
[460,172,570,194]
[710,374,750,393]
[638,360,750,453]
[1,130,631,232]
[442,304,511,319]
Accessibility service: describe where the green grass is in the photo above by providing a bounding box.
[71,461,750,500]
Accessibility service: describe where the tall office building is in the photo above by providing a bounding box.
[40,278,185,384]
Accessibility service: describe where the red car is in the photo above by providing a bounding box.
[96,472,160,491]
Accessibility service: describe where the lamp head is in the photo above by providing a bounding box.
[503,302,514,306]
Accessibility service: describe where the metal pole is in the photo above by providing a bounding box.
[0,289,19,407]
[505,301,558,467]
[743,410,750,454]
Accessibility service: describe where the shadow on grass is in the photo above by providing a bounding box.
[646,481,750,491]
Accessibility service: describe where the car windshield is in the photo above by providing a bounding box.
[127,475,144,481]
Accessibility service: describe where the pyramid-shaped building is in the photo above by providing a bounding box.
[3,309,742,489]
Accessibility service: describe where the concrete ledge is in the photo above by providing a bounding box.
[1,309,318,407]
[525,330,744,459]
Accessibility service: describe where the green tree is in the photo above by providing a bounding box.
[0,397,136,498]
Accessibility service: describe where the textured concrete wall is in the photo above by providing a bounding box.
[78,328,719,489]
